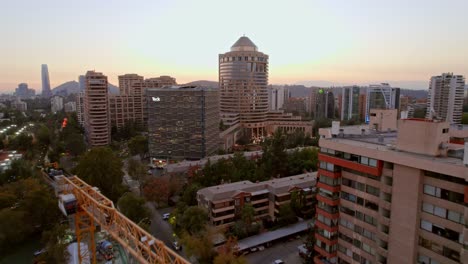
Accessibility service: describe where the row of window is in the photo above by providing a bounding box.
[339,232,376,256]
[342,167,381,182]
[316,239,337,253]
[337,245,371,264]
[319,161,339,172]
[423,184,464,205]
[220,56,267,62]
[420,219,462,244]
[417,254,441,264]
[319,174,341,186]
[424,171,466,185]
[317,214,338,227]
[342,177,380,197]
[320,148,378,167]
[421,202,465,225]
[340,206,378,226]
[339,218,377,242]
[341,191,379,212]
[419,236,460,262]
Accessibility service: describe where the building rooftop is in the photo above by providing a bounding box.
[198,172,317,202]
[231,36,258,52]
[319,120,467,178]
[146,85,215,91]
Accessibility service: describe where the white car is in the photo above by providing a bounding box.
[273,260,284,264]
[162,213,170,220]
[173,241,181,251]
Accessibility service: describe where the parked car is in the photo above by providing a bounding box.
[162,213,170,220]
[258,245,265,251]
[273,260,284,264]
[173,241,181,251]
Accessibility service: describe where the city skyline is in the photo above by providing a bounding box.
[2,0,468,91]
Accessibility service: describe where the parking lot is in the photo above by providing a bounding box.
[245,236,304,264]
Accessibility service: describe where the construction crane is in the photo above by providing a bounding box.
[55,175,190,264]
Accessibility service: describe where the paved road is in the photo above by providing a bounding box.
[245,237,304,264]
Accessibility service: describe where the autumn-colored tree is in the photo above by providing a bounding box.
[143,177,170,206]
[214,237,246,264]
[181,228,215,264]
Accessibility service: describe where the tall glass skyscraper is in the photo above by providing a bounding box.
[41,64,52,98]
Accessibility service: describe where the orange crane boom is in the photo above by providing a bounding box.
[56,175,190,264]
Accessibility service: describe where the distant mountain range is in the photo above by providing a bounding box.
[52,81,119,96]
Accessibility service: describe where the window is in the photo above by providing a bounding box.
[434,206,446,218]
[442,128,449,133]
[423,185,436,196]
[421,220,432,232]
[447,210,463,224]
[369,159,377,167]
[360,156,368,165]
[366,185,380,196]
[422,203,434,214]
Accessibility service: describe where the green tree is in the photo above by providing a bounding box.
[64,136,86,156]
[37,224,70,264]
[180,206,207,235]
[128,135,149,157]
[277,204,297,226]
[181,183,202,206]
[36,125,51,146]
[9,133,33,151]
[73,147,125,201]
[261,130,288,178]
[303,226,316,263]
[241,204,255,226]
[117,192,151,223]
[0,159,36,184]
[0,209,30,252]
[462,113,468,124]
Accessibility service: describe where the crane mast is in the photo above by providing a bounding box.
[56,175,190,264]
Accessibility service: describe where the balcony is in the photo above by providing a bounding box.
[317,182,340,193]
[315,233,338,245]
[251,198,268,205]
[314,255,334,264]
[316,207,339,220]
[212,205,235,214]
[317,193,340,206]
[314,245,337,259]
[318,168,341,179]
[319,153,382,177]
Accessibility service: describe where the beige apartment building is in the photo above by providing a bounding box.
[315,117,468,264]
[83,71,110,146]
[426,73,465,124]
[197,173,317,230]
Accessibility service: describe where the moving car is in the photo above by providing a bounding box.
[273,260,284,264]
[162,213,170,220]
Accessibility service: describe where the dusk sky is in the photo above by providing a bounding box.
[1,0,468,92]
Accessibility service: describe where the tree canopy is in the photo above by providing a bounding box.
[73,147,126,201]
[128,135,149,157]
[117,192,151,223]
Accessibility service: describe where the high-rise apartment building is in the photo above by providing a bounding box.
[64,101,76,113]
[147,86,219,160]
[78,75,86,91]
[315,89,335,119]
[425,73,465,124]
[14,83,36,99]
[340,86,361,121]
[41,64,52,98]
[76,92,84,126]
[366,84,400,122]
[83,71,110,146]
[50,95,64,113]
[11,99,27,112]
[315,118,467,264]
[283,97,308,116]
[144,76,177,88]
[268,85,287,111]
[219,36,269,137]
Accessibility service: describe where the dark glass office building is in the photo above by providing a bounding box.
[147,86,219,160]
